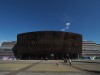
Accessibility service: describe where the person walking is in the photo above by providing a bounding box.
[65,59,67,63]
[69,59,71,66]
[64,59,65,63]
[56,61,58,66]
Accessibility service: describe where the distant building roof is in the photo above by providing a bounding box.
[2,41,16,45]
[0,41,17,51]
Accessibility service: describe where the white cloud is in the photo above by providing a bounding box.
[65,26,69,29]
[60,22,71,31]
[64,19,66,21]
[61,29,65,31]
[66,22,71,26]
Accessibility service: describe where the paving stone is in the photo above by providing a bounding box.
[0,60,100,75]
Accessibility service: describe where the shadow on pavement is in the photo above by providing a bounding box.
[85,70,100,74]
[73,60,100,64]
[71,65,100,75]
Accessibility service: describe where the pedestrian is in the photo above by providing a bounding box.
[64,59,65,63]
[69,59,71,66]
[56,61,58,66]
[65,59,67,63]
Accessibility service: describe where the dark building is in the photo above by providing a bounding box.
[13,31,82,60]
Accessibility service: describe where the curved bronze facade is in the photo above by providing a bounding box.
[13,31,82,60]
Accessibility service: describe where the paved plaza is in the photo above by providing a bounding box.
[0,60,100,75]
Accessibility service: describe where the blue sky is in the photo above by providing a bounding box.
[0,0,100,44]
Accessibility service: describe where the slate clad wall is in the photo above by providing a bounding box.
[13,31,82,60]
